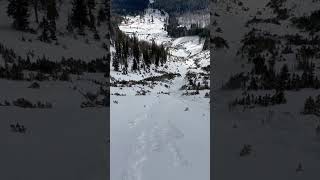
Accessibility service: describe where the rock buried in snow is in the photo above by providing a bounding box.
[240,144,252,157]
[184,107,189,111]
[10,123,26,134]
[296,162,303,172]
[28,82,40,89]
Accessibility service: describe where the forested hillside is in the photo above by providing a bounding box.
[152,0,209,14]
[111,0,149,14]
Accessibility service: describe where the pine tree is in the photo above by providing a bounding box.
[47,0,58,40]
[104,0,110,26]
[159,45,167,65]
[38,17,50,43]
[87,0,96,30]
[155,50,160,67]
[33,0,39,23]
[143,49,150,68]
[280,64,289,81]
[113,42,121,71]
[7,0,30,30]
[249,76,258,90]
[151,40,156,61]
[304,96,316,114]
[71,0,89,34]
[97,6,107,25]
[112,55,120,71]
[132,59,138,71]
[132,36,140,69]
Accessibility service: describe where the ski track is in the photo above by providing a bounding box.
[122,93,191,180]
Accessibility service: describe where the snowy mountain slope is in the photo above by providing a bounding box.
[213,0,320,179]
[0,0,109,179]
[0,0,109,61]
[118,8,171,45]
[111,8,210,180]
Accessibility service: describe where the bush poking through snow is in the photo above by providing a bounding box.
[10,123,26,134]
[12,98,52,109]
[303,95,320,116]
[13,98,34,108]
[239,144,252,157]
[211,36,229,49]
[28,82,40,89]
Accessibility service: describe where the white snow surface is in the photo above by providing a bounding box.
[111,8,210,180]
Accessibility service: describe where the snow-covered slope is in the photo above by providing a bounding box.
[213,0,320,179]
[111,8,210,180]
[0,1,109,179]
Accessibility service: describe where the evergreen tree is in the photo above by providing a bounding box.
[97,6,107,25]
[87,0,96,30]
[38,17,50,42]
[7,0,30,30]
[155,50,160,67]
[33,0,39,23]
[132,36,140,69]
[47,0,58,40]
[112,55,120,71]
[71,0,89,34]
[304,96,316,114]
[249,76,258,90]
[132,59,138,71]
[113,42,121,71]
[143,48,150,68]
[159,45,167,65]
[280,64,289,81]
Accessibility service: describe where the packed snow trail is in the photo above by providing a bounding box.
[111,8,209,180]
[111,88,210,180]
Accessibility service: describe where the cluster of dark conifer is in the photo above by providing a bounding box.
[6,0,110,39]
[303,95,320,116]
[224,24,320,109]
[0,98,53,109]
[231,91,286,107]
[111,0,149,14]
[291,10,320,33]
[112,29,167,73]
[224,28,320,91]
[0,43,109,81]
[152,0,208,14]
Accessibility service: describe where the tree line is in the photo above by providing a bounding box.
[0,43,109,81]
[112,29,167,74]
[6,0,110,39]
[152,0,208,15]
[303,95,320,116]
[231,90,286,107]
